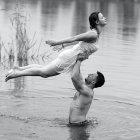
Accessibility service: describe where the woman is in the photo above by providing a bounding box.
[5,12,107,82]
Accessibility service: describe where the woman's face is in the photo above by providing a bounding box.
[98,13,107,26]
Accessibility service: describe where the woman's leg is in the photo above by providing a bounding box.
[16,64,43,71]
[5,61,60,82]
[5,64,44,78]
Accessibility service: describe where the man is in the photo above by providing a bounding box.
[69,54,105,126]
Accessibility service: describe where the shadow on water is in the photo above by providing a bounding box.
[48,117,98,140]
[47,117,98,140]
[68,126,90,140]
[67,118,98,140]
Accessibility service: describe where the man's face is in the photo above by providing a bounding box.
[85,73,98,85]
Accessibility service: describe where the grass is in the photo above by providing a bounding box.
[11,6,36,61]
[0,2,53,70]
[0,3,43,69]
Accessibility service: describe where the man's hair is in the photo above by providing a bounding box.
[89,11,100,30]
[94,71,105,88]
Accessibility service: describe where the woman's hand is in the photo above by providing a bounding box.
[45,40,57,46]
[45,40,64,52]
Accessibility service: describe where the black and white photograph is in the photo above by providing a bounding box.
[0,0,140,139]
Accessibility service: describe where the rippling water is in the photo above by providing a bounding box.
[0,0,140,140]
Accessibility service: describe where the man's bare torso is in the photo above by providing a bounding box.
[69,89,94,123]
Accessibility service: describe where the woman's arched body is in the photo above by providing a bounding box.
[5,12,107,82]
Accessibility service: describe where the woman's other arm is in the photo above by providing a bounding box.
[45,30,98,47]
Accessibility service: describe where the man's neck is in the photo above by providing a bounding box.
[86,84,94,90]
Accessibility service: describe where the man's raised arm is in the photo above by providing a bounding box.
[71,54,88,92]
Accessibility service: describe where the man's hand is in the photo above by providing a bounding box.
[77,53,89,61]
[45,40,57,46]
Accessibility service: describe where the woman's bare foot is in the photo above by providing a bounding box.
[5,69,19,82]
[5,69,14,78]
[5,66,20,78]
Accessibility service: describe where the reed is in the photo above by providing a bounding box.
[1,3,50,68]
[11,8,37,61]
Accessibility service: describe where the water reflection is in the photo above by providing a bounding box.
[118,0,139,39]
[8,59,28,97]
[0,0,140,40]
[13,59,27,93]
[72,0,88,34]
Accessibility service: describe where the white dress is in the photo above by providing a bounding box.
[53,40,99,73]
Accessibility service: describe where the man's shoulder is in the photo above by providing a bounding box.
[81,84,93,95]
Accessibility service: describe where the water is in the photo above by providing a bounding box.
[0,0,140,140]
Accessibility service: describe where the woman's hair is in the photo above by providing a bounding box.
[94,71,105,88]
[89,12,100,30]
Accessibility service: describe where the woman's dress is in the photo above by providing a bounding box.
[53,41,99,73]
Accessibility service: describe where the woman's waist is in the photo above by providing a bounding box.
[58,48,81,58]
[57,44,98,58]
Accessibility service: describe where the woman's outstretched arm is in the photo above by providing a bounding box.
[45,30,98,47]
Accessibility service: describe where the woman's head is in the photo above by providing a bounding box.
[89,12,107,30]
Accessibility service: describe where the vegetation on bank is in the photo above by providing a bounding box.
[0,4,45,68]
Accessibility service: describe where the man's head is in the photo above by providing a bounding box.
[85,71,105,88]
